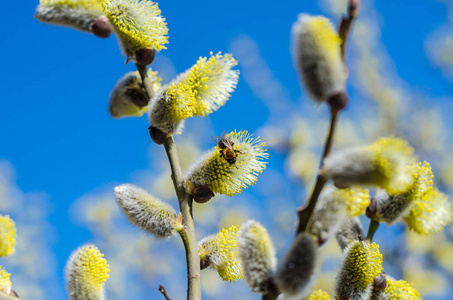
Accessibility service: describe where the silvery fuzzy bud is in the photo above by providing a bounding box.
[35,0,108,36]
[335,217,364,251]
[109,69,161,119]
[114,184,178,238]
[237,220,277,294]
[322,138,416,195]
[291,14,347,108]
[275,233,317,300]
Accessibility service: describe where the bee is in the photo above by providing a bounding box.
[212,131,241,165]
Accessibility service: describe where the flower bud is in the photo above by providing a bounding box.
[238,220,277,293]
[322,137,416,195]
[335,239,383,300]
[185,130,268,197]
[0,215,16,258]
[65,244,109,300]
[191,185,215,203]
[109,69,161,119]
[198,225,243,282]
[35,0,104,34]
[114,184,178,238]
[291,14,347,106]
[275,233,317,300]
[148,126,168,145]
[135,48,156,66]
[89,15,112,38]
[373,272,387,291]
[102,0,168,62]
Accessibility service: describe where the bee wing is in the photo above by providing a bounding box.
[221,131,229,139]
[212,135,221,146]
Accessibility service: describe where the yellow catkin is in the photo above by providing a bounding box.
[337,188,370,217]
[385,278,421,299]
[0,266,11,291]
[308,289,331,300]
[306,17,342,62]
[40,0,103,10]
[103,0,168,53]
[348,241,383,288]
[0,215,16,258]
[199,225,243,282]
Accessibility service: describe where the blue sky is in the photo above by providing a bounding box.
[1,0,452,299]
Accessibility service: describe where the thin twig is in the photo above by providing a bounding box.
[366,219,380,242]
[163,137,201,300]
[159,284,172,300]
[295,0,359,235]
[136,65,200,300]
[296,109,338,234]
[135,63,156,100]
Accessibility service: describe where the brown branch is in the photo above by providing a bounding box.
[295,0,359,235]
[339,0,360,62]
[159,284,172,300]
[296,109,338,234]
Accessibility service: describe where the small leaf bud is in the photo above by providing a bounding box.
[149,126,168,145]
[135,48,156,66]
[89,16,112,38]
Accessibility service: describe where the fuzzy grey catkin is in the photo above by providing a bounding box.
[114,184,177,238]
[375,189,411,224]
[275,233,317,300]
[291,14,346,102]
[335,216,364,251]
[310,185,348,244]
[35,2,103,33]
[237,220,277,293]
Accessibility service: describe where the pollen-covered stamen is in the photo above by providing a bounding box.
[102,0,168,60]
[185,130,268,197]
[0,266,12,293]
[65,244,110,300]
[198,225,243,282]
[0,215,16,258]
[178,52,239,116]
[335,239,383,299]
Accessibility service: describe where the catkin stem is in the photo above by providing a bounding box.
[136,63,156,99]
[163,137,201,300]
[366,219,380,242]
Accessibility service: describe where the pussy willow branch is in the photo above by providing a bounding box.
[163,137,201,300]
[296,0,358,235]
[136,68,201,300]
[159,284,173,300]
